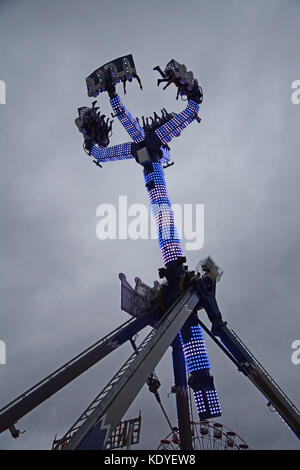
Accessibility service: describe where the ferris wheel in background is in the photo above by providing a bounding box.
[158,420,250,450]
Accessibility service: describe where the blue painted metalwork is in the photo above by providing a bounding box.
[171,335,193,449]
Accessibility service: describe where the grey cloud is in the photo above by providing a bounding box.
[0,0,299,450]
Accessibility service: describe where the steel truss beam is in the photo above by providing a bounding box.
[196,317,300,440]
[60,289,199,449]
[0,314,154,435]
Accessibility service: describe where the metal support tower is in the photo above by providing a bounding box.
[78,55,222,442]
[171,335,193,450]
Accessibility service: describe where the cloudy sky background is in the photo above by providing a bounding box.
[0,0,299,450]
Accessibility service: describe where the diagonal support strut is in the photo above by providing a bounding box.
[61,289,200,450]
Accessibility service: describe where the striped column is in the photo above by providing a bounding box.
[143,161,221,421]
[180,322,221,420]
[143,162,183,267]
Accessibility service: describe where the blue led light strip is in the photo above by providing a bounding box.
[179,326,210,373]
[180,325,222,419]
[90,142,135,162]
[144,162,183,266]
[155,100,199,144]
[194,389,222,419]
[110,94,145,143]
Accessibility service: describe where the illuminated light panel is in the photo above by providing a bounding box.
[144,162,183,266]
[194,391,206,415]
[205,389,222,416]
[179,326,210,373]
[194,389,222,419]
[155,99,200,144]
[153,211,176,227]
[148,185,170,200]
[91,142,135,162]
[180,325,222,419]
[110,94,145,143]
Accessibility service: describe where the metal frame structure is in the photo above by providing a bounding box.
[1,267,299,448]
[0,55,299,450]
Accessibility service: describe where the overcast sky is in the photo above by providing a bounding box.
[0,0,299,450]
